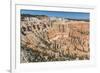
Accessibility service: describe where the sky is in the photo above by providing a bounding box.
[21,9,89,20]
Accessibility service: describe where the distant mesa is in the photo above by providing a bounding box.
[21,14,89,22]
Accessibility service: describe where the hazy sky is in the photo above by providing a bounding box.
[21,9,89,20]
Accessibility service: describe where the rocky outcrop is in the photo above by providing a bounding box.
[20,14,90,63]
